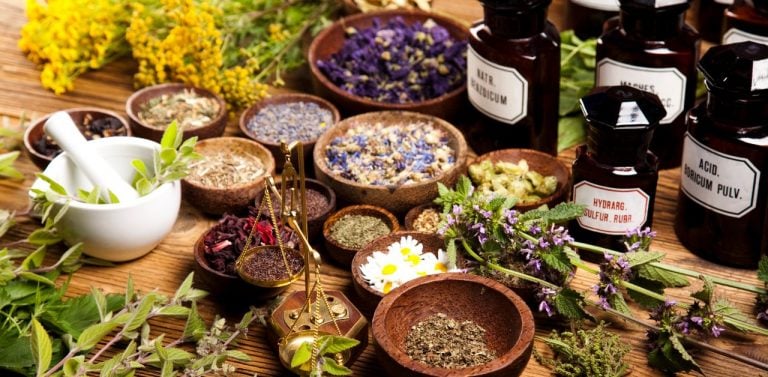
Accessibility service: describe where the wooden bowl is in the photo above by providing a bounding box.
[24,108,130,170]
[404,203,442,233]
[313,111,468,214]
[239,93,340,170]
[307,9,468,119]
[372,273,535,377]
[253,178,337,243]
[192,230,292,304]
[181,137,275,215]
[472,149,571,212]
[322,204,400,266]
[126,83,227,142]
[351,231,446,315]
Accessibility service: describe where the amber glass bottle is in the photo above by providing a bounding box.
[570,86,665,255]
[698,0,733,43]
[723,0,768,44]
[466,0,560,155]
[596,0,699,169]
[566,0,620,39]
[675,41,768,268]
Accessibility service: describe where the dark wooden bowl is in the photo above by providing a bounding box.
[192,229,291,304]
[472,149,572,212]
[239,93,340,170]
[307,9,469,119]
[404,203,442,233]
[126,83,227,142]
[322,204,400,267]
[351,231,446,315]
[181,137,275,215]
[372,273,535,377]
[313,111,468,214]
[253,178,337,243]
[24,108,130,170]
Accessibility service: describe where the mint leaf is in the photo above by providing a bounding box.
[182,302,205,342]
[77,321,119,350]
[322,356,353,376]
[319,335,359,354]
[540,249,573,275]
[43,293,124,338]
[30,318,53,376]
[553,288,588,320]
[608,294,632,316]
[636,264,689,288]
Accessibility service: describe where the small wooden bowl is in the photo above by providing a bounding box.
[239,93,340,170]
[472,149,571,212]
[404,203,442,233]
[351,231,446,315]
[192,230,292,304]
[308,9,469,119]
[322,204,400,266]
[24,108,130,170]
[313,111,468,214]
[253,178,337,243]
[181,137,276,215]
[126,83,227,142]
[372,273,535,377]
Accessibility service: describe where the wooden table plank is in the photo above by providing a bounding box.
[1,1,766,376]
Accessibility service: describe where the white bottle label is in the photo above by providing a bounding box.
[723,28,768,46]
[596,58,687,124]
[680,133,761,218]
[571,0,619,12]
[573,181,651,235]
[753,58,768,91]
[714,0,734,5]
[467,45,528,125]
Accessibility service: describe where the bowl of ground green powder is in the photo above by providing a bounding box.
[322,204,400,266]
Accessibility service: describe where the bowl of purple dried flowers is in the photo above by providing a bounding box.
[308,9,469,119]
[313,110,468,214]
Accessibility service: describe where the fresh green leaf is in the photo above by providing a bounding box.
[608,294,632,316]
[35,174,68,196]
[539,249,573,274]
[0,210,15,239]
[446,240,457,271]
[21,245,47,271]
[636,264,690,288]
[321,356,353,376]
[625,251,666,268]
[160,121,179,150]
[18,272,55,286]
[319,335,359,354]
[182,302,205,342]
[91,287,108,322]
[145,347,194,367]
[691,275,714,304]
[63,355,84,377]
[125,294,157,332]
[107,190,120,204]
[77,321,119,350]
[627,277,665,309]
[57,243,83,273]
[157,305,190,317]
[131,160,148,179]
[30,318,53,376]
[126,275,135,302]
[225,350,250,361]
[553,288,588,320]
[27,229,63,246]
[290,341,312,369]
[173,273,193,303]
[669,334,700,371]
[757,256,768,284]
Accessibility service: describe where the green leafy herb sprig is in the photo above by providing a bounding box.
[757,257,768,326]
[132,120,201,196]
[534,322,631,377]
[0,151,23,180]
[290,334,360,376]
[436,177,768,375]
[558,30,596,152]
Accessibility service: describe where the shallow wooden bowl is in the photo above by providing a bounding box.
[322,204,400,267]
[472,148,571,212]
[253,178,337,243]
[24,107,130,170]
[239,93,340,170]
[313,111,468,214]
[351,231,446,315]
[372,273,535,377]
[126,83,227,142]
[404,203,442,233]
[181,137,275,215]
[307,9,469,119]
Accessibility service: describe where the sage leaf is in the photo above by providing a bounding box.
[226,350,250,361]
[31,318,53,377]
[27,229,63,246]
[160,121,179,150]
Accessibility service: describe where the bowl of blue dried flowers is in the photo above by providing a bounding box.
[308,9,468,119]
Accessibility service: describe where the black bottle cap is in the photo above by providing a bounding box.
[699,41,768,96]
[619,0,690,11]
[479,0,551,10]
[581,86,667,165]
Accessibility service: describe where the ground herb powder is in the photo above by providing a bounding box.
[405,312,496,369]
[413,207,440,233]
[329,214,390,249]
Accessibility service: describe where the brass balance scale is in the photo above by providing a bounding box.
[234,142,368,375]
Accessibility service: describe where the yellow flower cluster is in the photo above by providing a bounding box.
[127,0,268,109]
[19,0,130,94]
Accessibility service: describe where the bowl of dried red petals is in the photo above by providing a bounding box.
[373,273,535,377]
[308,9,469,119]
[126,83,227,143]
[24,107,131,169]
[181,137,275,215]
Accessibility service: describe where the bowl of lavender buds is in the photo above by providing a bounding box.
[308,9,468,119]
[313,110,468,214]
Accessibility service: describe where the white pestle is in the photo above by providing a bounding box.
[44,112,139,203]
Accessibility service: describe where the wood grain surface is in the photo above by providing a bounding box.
[1,1,766,376]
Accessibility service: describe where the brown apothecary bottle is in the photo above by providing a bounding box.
[723,0,768,44]
[466,0,559,156]
[675,41,768,269]
[698,0,733,43]
[570,86,665,256]
[595,0,699,169]
[566,0,620,39]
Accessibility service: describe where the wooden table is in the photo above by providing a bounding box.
[1,1,766,376]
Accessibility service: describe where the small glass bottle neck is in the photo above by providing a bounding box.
[482,6,548,38]
[587,127,652,166]
[620,7,685,39]
[707,91,768,126]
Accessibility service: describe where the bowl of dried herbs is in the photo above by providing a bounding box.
[322,204,400,266]
[308,9,469,120]
[372,273,535,377]
[126,83,227,143]
[181,136,275,215]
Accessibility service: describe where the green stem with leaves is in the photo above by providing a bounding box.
[460,238,559,289]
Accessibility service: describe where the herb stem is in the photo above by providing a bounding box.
[460,238,558,289]
[43,347,81,377]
